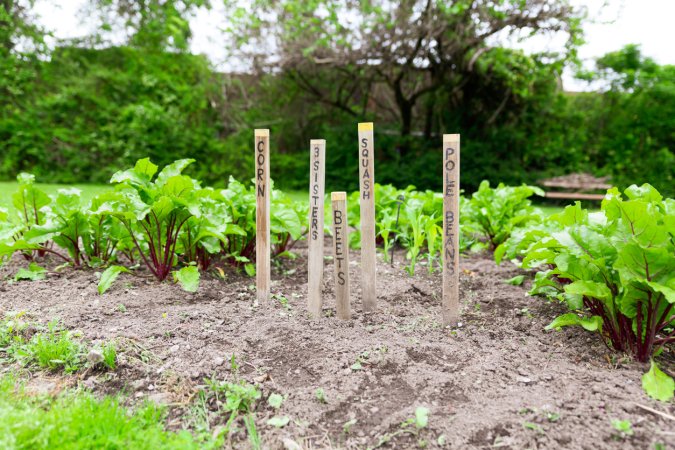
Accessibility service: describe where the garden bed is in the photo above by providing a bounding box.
[1,241,673,449]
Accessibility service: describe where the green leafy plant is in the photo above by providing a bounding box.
[315,388,327,404]
[348,184,469,275]
[464,181,544,251]
[267,393,284,409]
[525,185,674,364]
[101,158,202,282]
[14,262,47,281]
[203,377,261,444]
[372,407,430,449]
[611,419,634,437]
[219,177,305,272]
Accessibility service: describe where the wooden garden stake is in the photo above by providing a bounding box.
[331,192,351,320]
[442,134,460,326]
[255,129,270,304]
[358,122,376,312]
[308,139,326,318]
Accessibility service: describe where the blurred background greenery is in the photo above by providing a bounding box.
[1,1,673,196]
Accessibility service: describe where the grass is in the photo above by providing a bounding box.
[23,325,83,373]
[0,181,111,211]
[0,374,216,450]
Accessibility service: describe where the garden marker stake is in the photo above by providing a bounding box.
[308,139,326,318]
[358,122,376,312]
[255,129,270,305]
[331,192,351,320]
[442,134,460,326]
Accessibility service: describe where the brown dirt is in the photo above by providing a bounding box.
[1,240,674,450]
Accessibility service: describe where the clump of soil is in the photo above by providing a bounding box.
[1,241,673,449]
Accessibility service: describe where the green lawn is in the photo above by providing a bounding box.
[0,182,111,211]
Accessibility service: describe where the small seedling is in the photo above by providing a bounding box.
[315,388,327,404]
[545,411,560,423]
[271,293,290,311]
[267,393,284,409]
[401,407,429,430]
[611,419,634,437]
[14,263,47,281]
[351,350,371,371]
[116,304,127,313]
[230,354,239,375]
[266,416,290,428]
[343,418,357,434]
[523,422,543,434]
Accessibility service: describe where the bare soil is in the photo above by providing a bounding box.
[1,240,674,449]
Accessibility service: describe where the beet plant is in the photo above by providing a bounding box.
[0,173,51,261]
[179,187,246,270]
[219,177,305,274]
[523,184,674,363]
[85,192,135,266]
[101,158,202,281]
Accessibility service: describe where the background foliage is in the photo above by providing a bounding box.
[0,1,673,196]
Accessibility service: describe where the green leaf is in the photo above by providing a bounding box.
[98,266,129,295]
[564,280,612,302]
[642,360,674,402]
[624,183,662,203]
[156,159,195,187]
[161,175,196,199]
[271,207,303,240]
[494,243,507,265]
[646,281,675,303]
[173,266,200,292]
[505,275,525,286]
[415,407,429,429]
[110,158,158,185]
[14,262,47,281]
[545,313,603,332]
[244,263,255,277]
[267,393,284,409]
[266,416,290,428]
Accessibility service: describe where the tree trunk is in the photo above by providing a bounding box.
[423,98,434,139]
[394,82,414,156]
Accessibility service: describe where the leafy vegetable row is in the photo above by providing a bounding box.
[346,181,545,275]
[0,159,307,292]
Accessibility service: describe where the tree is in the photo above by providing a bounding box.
[225,0,585,153]
[87,0,210,51]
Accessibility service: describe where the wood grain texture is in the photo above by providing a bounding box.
[255,129,270,304]
[358,123,376,312]
[308,139,326,318]
[442,134,460,326]
[331,192,351,320]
